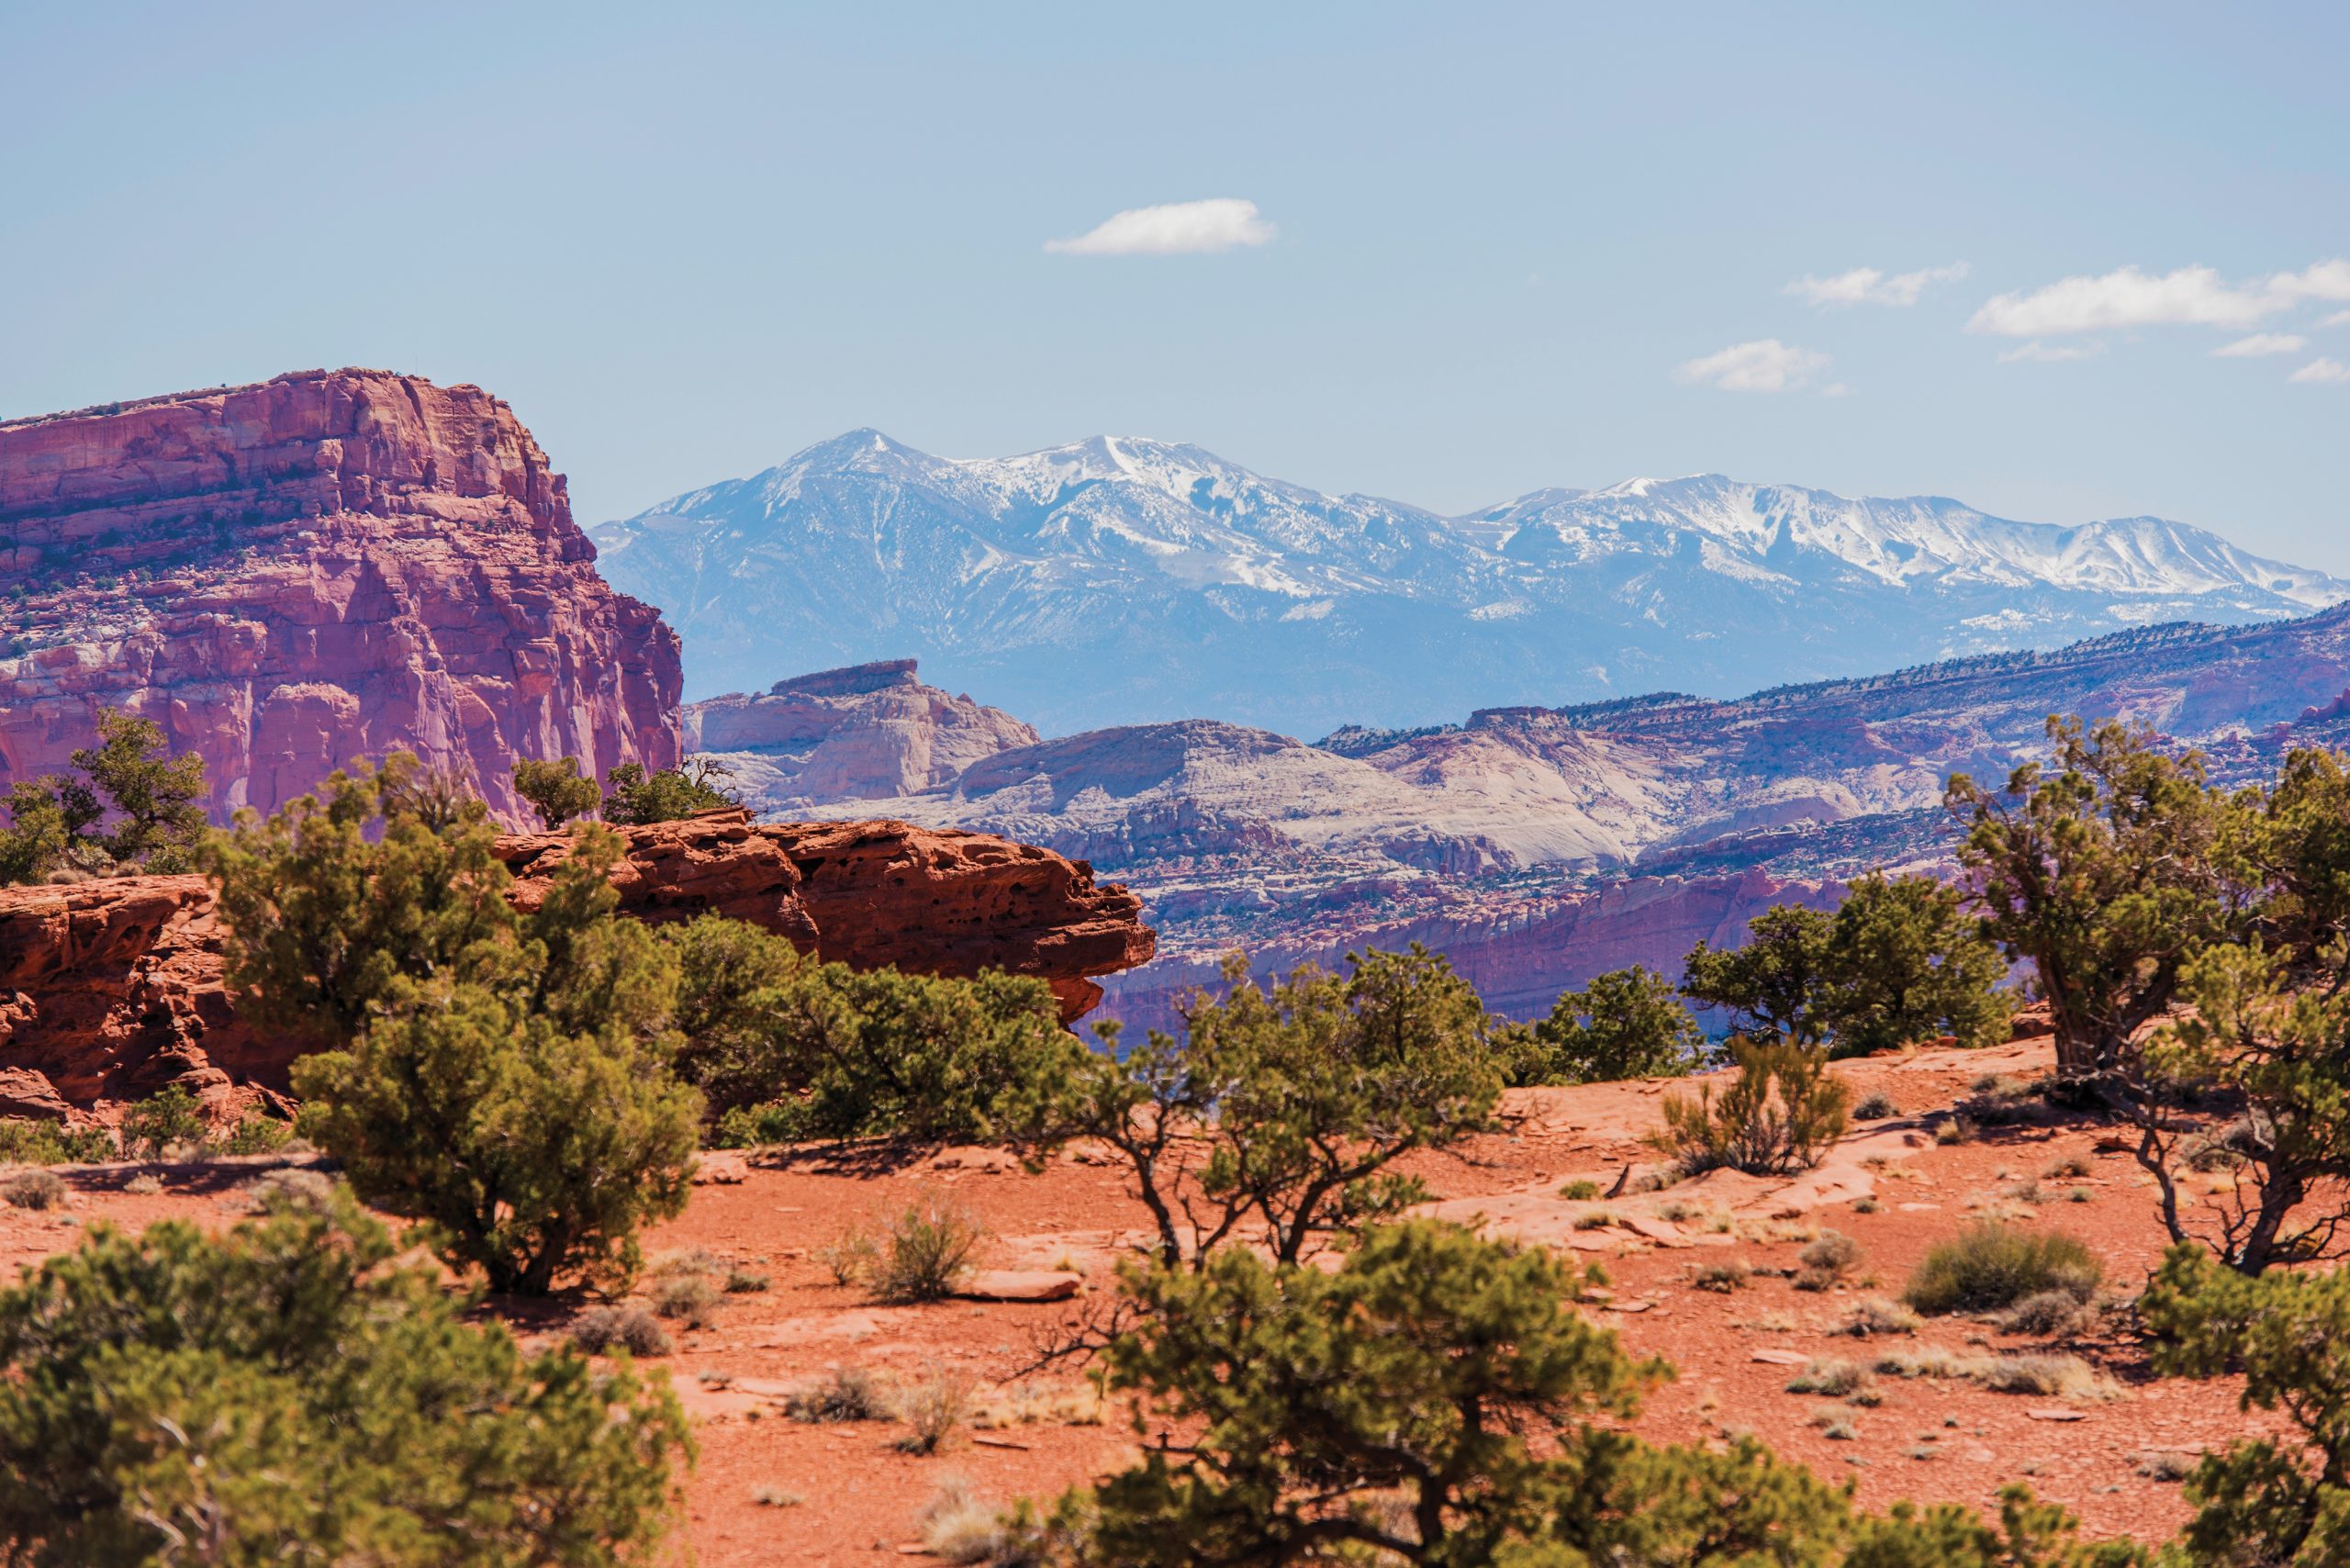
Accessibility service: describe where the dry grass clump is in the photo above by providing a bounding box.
[1692,1260,1751,1294]
[1961,1073,2045,1126]
[916,1476,1024,1566]
[2137,1450,2198,1482]
[724,1266,772,1294]
[2044,1153,2093,1180]
[1572,1209,1618,1231]
[1902,1223,2101,1316]
[1841,1298,1923,1337]
[1799,1230,1861,1276]
[1785,1358,1874,1398]
[123,1172,162,1195]
[1,1170,68,1210]
[751,1484,805,1507]
[785,1364,890,1424]
[1558,1178,1604,1200]
[570,1305,673,1358]
[972,1380,1108,1430]
[1872,1347,2120,1402]
[824,1191,987,1304]
[1934,1114,1979,1147]
[1852,1090,1901,1120]
[651,1273,722,1328]
[895,1373,971,1454]
[1998,1289,2093,1337]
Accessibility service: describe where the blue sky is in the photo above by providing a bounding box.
[5,3,2346,566]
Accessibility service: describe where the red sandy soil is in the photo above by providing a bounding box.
[0,1030,2283,1563]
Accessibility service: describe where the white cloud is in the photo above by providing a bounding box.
[1997,340,2107,364]
[1967,260,2350,336]
[1786,263,1968,308]
[2212,332,2308,357]
[2290,357,2350,385]
[1045,198,1275,257]
[2323,309,2350,329]
[1673,339,1832,393]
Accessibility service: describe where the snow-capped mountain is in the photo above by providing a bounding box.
[588,431,2349,734]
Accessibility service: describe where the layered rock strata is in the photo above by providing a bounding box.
[688,660,1038,812]
[0,368,681,825]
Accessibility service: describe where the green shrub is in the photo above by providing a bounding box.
[673,913,1089,1146]
[602,758,736,824]
[0,1191,689,1563]
[1902,1224,2102,1316]
[217,1113,294,1155]
[2142,1246,2350,1561]
[0,1120,114,1165]
[117,1084,206,1159]
[1559,1178,1604,1200]
[294,981,701,1295]
[1818,871,2013,1058]
[1651,1037,1849,1176]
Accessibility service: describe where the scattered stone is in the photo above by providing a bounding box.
[955,1270,1082,1304]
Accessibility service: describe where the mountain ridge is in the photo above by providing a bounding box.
[593,431,2347,735]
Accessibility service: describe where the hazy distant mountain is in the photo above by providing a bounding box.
[589,431,2348,734]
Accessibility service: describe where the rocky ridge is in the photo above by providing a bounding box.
[0,369,680,825]
[734,604,2350,1028]
[0,809,1153,1116]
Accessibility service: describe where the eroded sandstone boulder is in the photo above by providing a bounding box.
[0,810,1153,1114]
[0,368,681,825]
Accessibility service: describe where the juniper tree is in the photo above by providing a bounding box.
[2132,941,2350,1273]
[1681,903,1836,1047]
[1019,947,1505,1270]
[2142,1243,2350,1562]
[514,755,603,830]
[1506,964,1705,1084]
[1822,870,2012,1057]
[1947,717,2253,1081]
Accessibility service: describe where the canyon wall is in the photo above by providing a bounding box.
[0,368,680,825]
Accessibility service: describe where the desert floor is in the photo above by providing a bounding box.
[0,1029,2279,1564]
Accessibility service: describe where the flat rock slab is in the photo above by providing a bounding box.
[1751,1350,1814,1366]
[956,1270,1081,1303]
[2025,1406,2089,1422]
[692,1152,750,1185]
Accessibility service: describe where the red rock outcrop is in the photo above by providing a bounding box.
[0,810,1155,1115]
[0,369,680,825]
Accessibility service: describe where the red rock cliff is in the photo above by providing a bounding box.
[0,810,1155,1115]
[0,369,680,824]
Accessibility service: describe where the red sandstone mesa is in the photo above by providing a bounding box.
[0,368,680,824]
[0,810,1154,1116]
